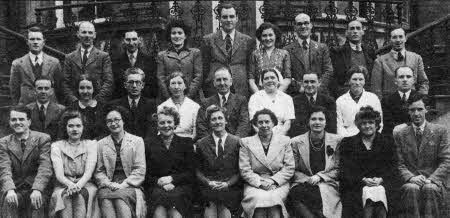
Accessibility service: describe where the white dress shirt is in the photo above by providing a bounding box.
[29,52,43,66]
[212,132,228,156]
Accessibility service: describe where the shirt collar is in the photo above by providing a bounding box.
[81,46,94,56]
[398,89,412,100]
[218,92,230,101]
[29,52,43,65]
[297,37,310,48]
[168,44,189,53]
[412,121,426,132]
[78,100,97,109]
[305,93,317,101]
[36,101,50,110]
[128,96,140,106]
[126,50,138,59]
[221,29,235,42]
[212,132,228,147]
[349,41,362,51]
[391,49,406,58]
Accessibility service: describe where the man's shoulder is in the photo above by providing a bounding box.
[43,53,60,64]
[427,122,447,134]
[30,130,51,141]
[12,54,29,65]
[405,50,421,58]
[283,41,298,51]
[203,32,218,41]
[318,93,335,103]
[25,102,37,109]
[229,93,247,103]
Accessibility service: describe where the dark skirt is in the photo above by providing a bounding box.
[199,185,242,214]
[288,183,324,217]
[98,187,137,217]
[149,185,193,217]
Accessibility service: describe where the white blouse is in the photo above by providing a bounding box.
[158,97,200,139]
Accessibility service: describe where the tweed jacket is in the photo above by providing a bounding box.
[157,47,203,100]
[95,132,146,188]
[394,122,450,187]
[370,50,429,99]
[26,101,66,141]
[112,49,157,98]
[0,131,53,192]
[196,92,249,139]
[201,30,256,98]
[381,90,417,136]
[9,52,63,105]
[63,46,113,104]
[283,39,334,94]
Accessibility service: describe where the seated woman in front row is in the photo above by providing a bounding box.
[145,106,195,218]
[289,106,342,218]
[95,105,147,218]
[195,105,242,218]
[339,106,397,218]
[239,108,295,218]
[50,110,98,218]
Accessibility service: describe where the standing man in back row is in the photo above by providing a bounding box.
[201,3,256,98]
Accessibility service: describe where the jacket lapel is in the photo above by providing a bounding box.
[30,103,43,129]
[406,126,419,161]
[120,132,133,176]
[214,32,229,58]
[85,47,98,67]
[343,43,352,70]
[231,31,242,57]
[309,40,319,66]
[324,133,337,170]
[74,47,83,69]
[205,135,217,157]
[103,135,117,178]
[44,102,56,128]
[41,53,50,76]
[297,133,313,174]
[290,42,306,69]
[265,135,284,166]
[7,136,23,161]
[247,135,271,170]
[23,55,36,82]
[22,132,38,162]
[418,123,432,155]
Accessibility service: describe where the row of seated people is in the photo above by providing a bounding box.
[10,4,429,110]
[1,95,447,218]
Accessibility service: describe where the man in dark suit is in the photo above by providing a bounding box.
[382,66,417,136]
[25,76,65,141]
[284,13,334,96]
[289,72,336,137]
[112,30,157,99]
[201,3,256,98]
[63,21,113,104]
[330,20,376,98]
[196,67,249,140]
[108,67,157,139]
[0,106,53,217]
[9,26,63,105]
[394,94,450,218]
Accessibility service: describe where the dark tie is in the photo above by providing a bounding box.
[415,127,422,147]
[20,139,26,153]
[82,49,89,67]
[397,51,404,61]
[34,56,40,68]
[302,40,308,50]
[217,138,224,157]
[221,95,227,107]
[225,34,232,56]
[309,96,315,105]
[401,93,407,103]
[131,99,137,113]
[39,105,45,129]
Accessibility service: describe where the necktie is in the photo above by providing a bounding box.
[131,99,137,113]
[20,139,26,153]
[397,51,404,61]
[309,96,315,105]
[225,34,232,56]
[82,49,89,67]
[415,127,422,147]
[39,104,45,125]
[221,95,227,107]
[34,56,40,68]
[217,138,224,157]
[129,54,136,67]
[302,40,308,50]
[401,93,407,103]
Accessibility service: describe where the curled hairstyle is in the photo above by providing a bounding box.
[103,105,130,128]
[252,108,278,126]
[346,65,369,82]
[205,104,228,125]
[306,105,328,130]
[166,19,191,42]
[58,109,86,140]
[9,106,32,120]
[155,106,180,126]
[77,74,98,98]
[166,71,189,95]
[255,22,282,48]
[354,106,382,131]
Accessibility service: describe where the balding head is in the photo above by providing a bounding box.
[77,21,96,48]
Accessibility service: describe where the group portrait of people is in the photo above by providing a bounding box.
[3,2,449,218]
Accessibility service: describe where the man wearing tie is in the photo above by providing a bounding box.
[394,94,450,217]
[284,13,334,96]
[0,106,53,217]
[25,76,65,141]
[371,28,429,99]
[63,21,113,104]
[9,26,63,105]
[196,67,249,140]
[201,3,256,98]
[112,30,157,98]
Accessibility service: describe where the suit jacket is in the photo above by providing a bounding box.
[381,90,417,136]
[0,131,53,192]
[330,41,376,97]
[196,93,249,139]
[289,93,337,137]
[157,47,202,100]
[291,132,342,218]
[394,122,450,187]
[108,96,157,139]
[284,40,334,95]
[195,134,240,186]
[201,31,256,98]
[9,53,63,105]
[95,132,146,188]
[239,134,294,188]
[26,101,65,141]
[371,50,429,99]
[63,47,113,104]
[112,50,157,98]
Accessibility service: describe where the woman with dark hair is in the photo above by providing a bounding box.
[339,106,397,218]
[336,65,382,137]
[158,71,200,139]
[157,19,202,101]
[195,105,242,217]
[248,69,295,135]
[145,106,194,218]
[289,106,342,217]
[95,105,147,218]
[68,74,105,139]
[239,108,294,218]
[50,110,98,217]
[249,22,291,93]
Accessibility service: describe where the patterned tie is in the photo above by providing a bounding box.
[217,138,224,157]
[397,51,404,62]
[225,34,232,57]
[221,95,227,107]
[401,93,407,103]
[131,99,137,114]
[302,40,308,50]
[415,127,422,147]
[39,104,45,129]
[309,96,315,105]
[20,139,26,153]
[34,56,40,68]
[129,53,136,67]
[82,49,89,68]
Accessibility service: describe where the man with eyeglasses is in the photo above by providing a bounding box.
[108,67,157,138]
[330,20,376,98]
[0,106,53,217]
[289,72,336,137]
[284,13,333,96]
[112,30,157,99]
[25,76,65,141]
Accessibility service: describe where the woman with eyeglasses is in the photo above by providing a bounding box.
[249,22,291,94]
[50,110,98,217]
[95,105,146,218]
